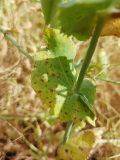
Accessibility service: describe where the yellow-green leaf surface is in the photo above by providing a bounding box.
[59,94,95,125]
[80,79,96,105]
[41,0,60,26]
[31,28,76,116]
[57,130,96,160]
[59,79,96,125]
[31,28,96,125]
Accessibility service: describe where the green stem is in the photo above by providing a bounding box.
[62,121,73,144]
[75,17,105,93]
[0,28,33,61]
[63,17,105,144]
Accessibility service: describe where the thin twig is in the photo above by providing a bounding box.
[0,28,33,61]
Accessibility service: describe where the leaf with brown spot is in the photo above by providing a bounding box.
[57,130,96,160]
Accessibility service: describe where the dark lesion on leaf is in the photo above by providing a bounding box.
[65,148,69,153]
[40,78,44,82]
[45,58,49,64]
[51,72,56,77]
[38,90,42,93]
[65,71,68,74]
[50,89,54,93]
[78,146,84,151]
[49,101,52,104]
[64,112,68,115]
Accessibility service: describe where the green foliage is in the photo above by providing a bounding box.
[59,80,96,126]
[58,0,112,40]
[79,79,96,106]
[41,0,60,26]
[40,0,120,40]
[31,28,76,116]
[44,28,76,60]
[31,28,96,125]
[57,130,95,160]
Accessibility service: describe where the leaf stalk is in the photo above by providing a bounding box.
[75,17,105,93]
[63,17,105,144]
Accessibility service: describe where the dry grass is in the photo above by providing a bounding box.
[0,0,120,160]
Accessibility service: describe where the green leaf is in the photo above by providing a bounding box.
[44,28,76,60]
[31,28,76,116]
[59,94,95,126]
[114,0,120,6]
[31,28,96,125]
[59,79,96,126]
[61,0,115,10]
[40,0,120,40]
[32,55,74,116]
[58,130,96,160]
[58,0,115,40]
[79,79,96,106]
[41,0,60,26]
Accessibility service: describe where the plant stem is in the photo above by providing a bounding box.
[62,121,73,144]
[63,17,105,144]
[0,28,33,61]
[75,17,105,93]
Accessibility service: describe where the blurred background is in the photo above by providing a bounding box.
[0,0,120,159]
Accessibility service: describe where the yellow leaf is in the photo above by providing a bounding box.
[57,130,96,160]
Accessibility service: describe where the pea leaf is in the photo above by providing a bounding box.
[79,79,96,106]
[41,0,60,26]
[59,79,96,126]
[31,28,76,116]
[31,28,96,125]
[40,0,120,40]
[58,0,116,40]
[44,28,76,60]
[58,130,96,160]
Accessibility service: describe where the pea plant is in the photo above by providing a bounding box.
[0,0,120,159]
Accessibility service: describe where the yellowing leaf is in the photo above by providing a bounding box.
[59,94,95,126]
[31,28,76,116]
[31,28,96,125]
[57,130,96,160]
